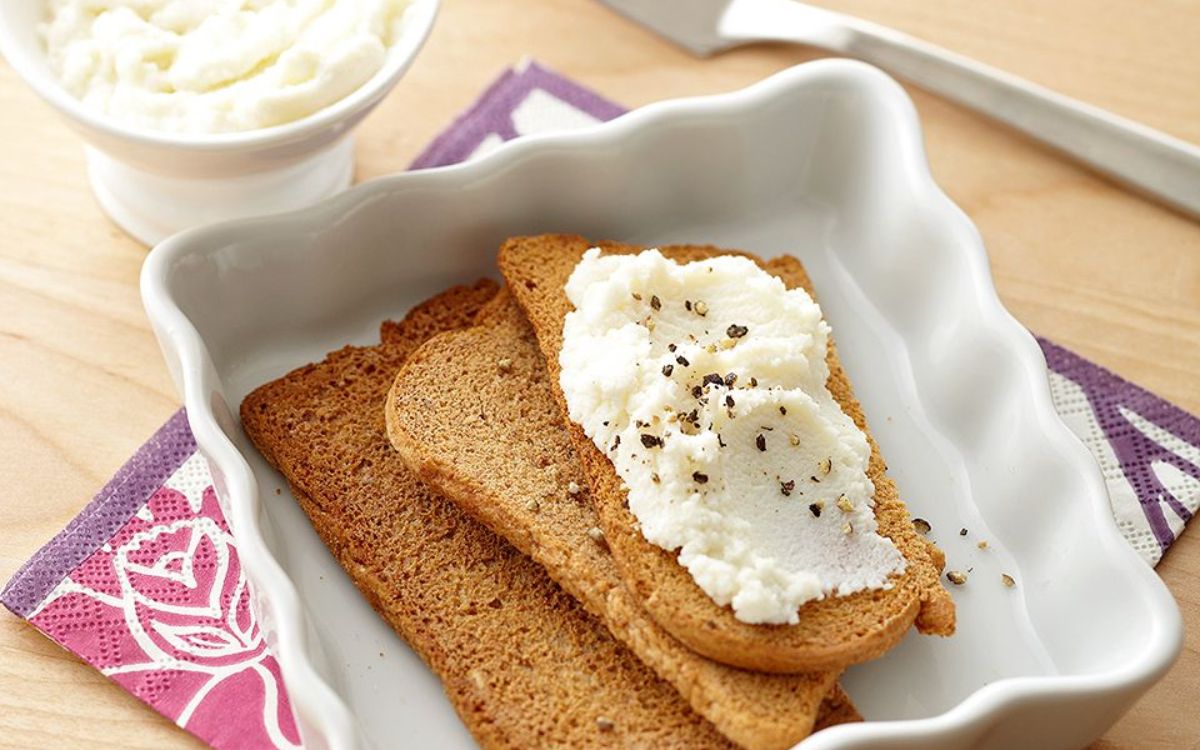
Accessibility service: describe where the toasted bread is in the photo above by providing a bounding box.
[498,235,955,674]
[386,288,849,750]
[239,282,857,748]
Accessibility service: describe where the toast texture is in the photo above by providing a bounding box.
[386,288,848,750]
[498,235,956,674]
[240,282,747,749]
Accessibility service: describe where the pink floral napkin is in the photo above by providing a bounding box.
[5,60,1199,749]
[2,411,299,749]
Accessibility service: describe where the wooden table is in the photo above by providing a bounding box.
[1,1,1197,747]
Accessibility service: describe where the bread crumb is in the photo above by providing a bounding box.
[497,358,513,373]
[912,518,932,535]
[947,570,968,585]
[977,540,988,550]
[1001,573,1016,588]
[525,498,540,512]
[567,481,581,495]
[596,717,615,732]
[587,526,606,545]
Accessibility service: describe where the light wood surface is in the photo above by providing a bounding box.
[1,1,1198,747]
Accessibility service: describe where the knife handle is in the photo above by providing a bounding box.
[725,0,1200,218]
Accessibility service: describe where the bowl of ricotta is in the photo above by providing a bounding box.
[0,0,438,245]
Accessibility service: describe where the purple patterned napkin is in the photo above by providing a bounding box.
[4,60,1198,749]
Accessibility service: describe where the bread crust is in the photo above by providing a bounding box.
[240,281,757,749]
[386,288,848,750]
[498,235,955,674]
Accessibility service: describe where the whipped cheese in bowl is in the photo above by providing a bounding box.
[559,248,905,625]
[7,0,436,244]
[42,0,410,133]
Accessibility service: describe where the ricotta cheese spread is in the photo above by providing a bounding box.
[559,248,906,625]
[42,0,409,133]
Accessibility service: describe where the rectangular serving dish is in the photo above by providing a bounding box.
[141,60,1180,750]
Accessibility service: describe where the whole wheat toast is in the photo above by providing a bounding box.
[386,288,851,750]
[238,282,855,749]
[498,235,956,674]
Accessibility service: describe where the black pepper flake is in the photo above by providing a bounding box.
[755,434,767,452]
[810,475,820,483]
[610,435,620,452]
[725,394,735,408]
[691,385,703,399]
[668,343,677,352]
[662,364,674,377]
[749,377,758,387]
[726,324,748,339]
[959,528,968,536]
[651,473,661,483]
[631,292,642,301]
[717,433,726,448]
[780,480,796,496]
[640,433,663,449]
[724,372,737,387]
[650,294,661,311]
[692,471,709,484]
[779,406,787,416]
[685,300,693,311]
[808,502,821,517]
[676,355,690,367]
[702,373,724,387]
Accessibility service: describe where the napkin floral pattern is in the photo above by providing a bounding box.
[2,412,299,750]
[1041,338,1200,564]
[3,60,1199,750]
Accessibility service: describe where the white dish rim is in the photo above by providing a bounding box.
[140,59,1182,749]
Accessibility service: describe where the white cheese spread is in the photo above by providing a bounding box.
[559,248,905,625]
[42,0,410,133]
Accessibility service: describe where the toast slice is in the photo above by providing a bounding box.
[386,288,849,750]
[238,282,855,749]
[498,235,956,674]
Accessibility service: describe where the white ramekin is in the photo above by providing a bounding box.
[0,0,439,245]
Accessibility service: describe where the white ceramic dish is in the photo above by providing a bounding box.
[0,0,438,246]
[141,60,1181,750]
